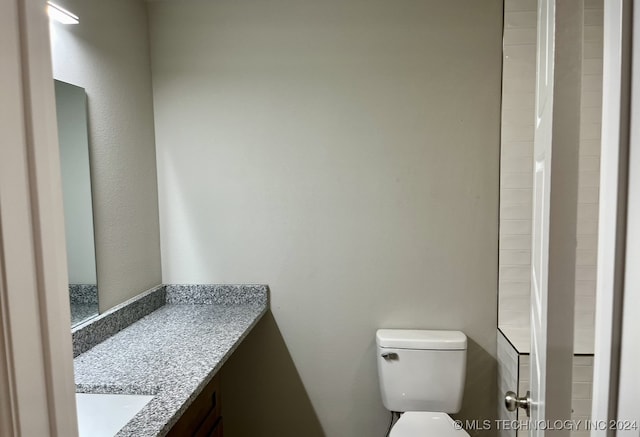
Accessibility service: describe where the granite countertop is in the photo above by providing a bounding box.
[73,285,268,437]
[70,303,99,326]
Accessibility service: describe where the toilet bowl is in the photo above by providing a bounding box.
[376,329,470,437]
[389,412,469,437]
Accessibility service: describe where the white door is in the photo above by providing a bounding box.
[0,0,78,435]
[530,1,553,432]
[529,0,581,434]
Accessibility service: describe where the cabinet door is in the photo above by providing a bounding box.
[167,374,222,437]
[194,408,222,436]
[211,417,223,437]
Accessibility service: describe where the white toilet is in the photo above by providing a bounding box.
[376,329,470,437]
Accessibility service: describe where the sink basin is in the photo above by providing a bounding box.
[76,393,154,437]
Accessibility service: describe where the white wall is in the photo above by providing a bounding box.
[50,0,162,311]
[498,0,603,354]
[55,80,97,285]
[149,1,503,435]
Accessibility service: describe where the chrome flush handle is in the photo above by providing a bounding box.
[381,352,398,360]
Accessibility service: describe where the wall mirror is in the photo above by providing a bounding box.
[54,79,99,327]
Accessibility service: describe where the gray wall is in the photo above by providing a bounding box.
[51,0,162,311]
[149,0,502,435]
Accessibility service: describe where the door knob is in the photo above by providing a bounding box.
[505,391,531,417]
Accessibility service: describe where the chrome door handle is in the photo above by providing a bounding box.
[505,391,531,417]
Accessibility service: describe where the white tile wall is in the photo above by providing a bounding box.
[499,0,535,339]
[497,331,519,437]
[499,331,595,437]
[498,0,603,355]
[519,355,594,436]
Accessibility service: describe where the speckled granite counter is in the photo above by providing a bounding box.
[70,303,99,326]
[73,285,268,437]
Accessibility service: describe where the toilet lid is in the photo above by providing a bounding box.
[390,412,470,437]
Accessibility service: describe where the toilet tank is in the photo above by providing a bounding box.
[376,329,467,413]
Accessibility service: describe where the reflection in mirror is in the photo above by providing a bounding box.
[54,80,99,326]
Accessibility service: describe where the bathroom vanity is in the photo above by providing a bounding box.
[72,284,268,437]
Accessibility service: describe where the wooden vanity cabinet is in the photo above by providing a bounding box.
[167,373,222,437]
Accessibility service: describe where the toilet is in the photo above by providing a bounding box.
[376,329,470,437]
